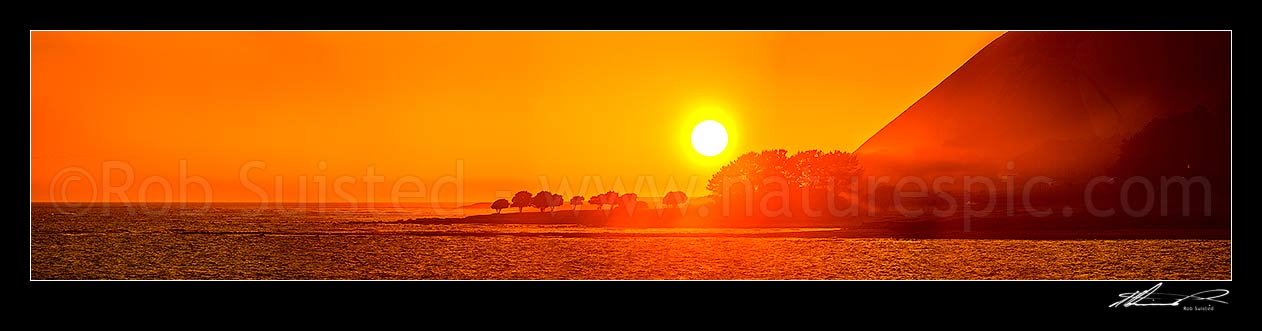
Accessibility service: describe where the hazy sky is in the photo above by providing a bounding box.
[31,31,1004,203]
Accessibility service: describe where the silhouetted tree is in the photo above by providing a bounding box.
[602,191,619,207]
[617,193,638,206]
[706,151,773,196]
[570,196,584,210]
[511,191,533,213]
[550,194,564,213]
[788,149,863,190]
[532,191,554,213]
[588,191,619,210]
[491,199,510,214]
[662,191,688,208]
[617,193,639,213]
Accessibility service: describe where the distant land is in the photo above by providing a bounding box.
[461,202,493,209]
[389,209,1229,240]
[462,196,675,209]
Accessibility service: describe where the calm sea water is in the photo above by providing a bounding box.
[30,204,1231,280]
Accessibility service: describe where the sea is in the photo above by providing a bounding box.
[30,203,1231,280]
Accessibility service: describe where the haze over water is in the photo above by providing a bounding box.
[31,204,1229,280]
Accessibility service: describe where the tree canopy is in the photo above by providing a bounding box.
[490,199,510,214]
[662,191,688,207]
[588,191,619,210]
[511,191,533,212]
[707,149,862,196]
[531,191,555,213]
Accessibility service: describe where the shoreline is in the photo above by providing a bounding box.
[390,209,1231,240]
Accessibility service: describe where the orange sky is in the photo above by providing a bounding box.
[31,31,1003,204]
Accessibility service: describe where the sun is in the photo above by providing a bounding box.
[691,120,729,157]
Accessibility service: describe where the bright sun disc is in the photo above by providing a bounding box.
[691,120,729,156]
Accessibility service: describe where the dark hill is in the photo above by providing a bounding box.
[855,31,1229,179]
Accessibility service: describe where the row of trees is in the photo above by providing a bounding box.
[707,149,863,196]
[489,190,689,214]
[704,149,864,217]
[486,150,860,217]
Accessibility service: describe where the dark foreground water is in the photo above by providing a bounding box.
[30,204,1231,280]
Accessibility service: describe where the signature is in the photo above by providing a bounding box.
[1109,283,1229,308]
